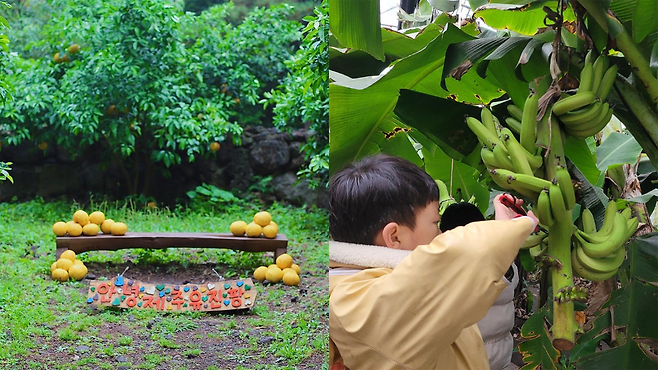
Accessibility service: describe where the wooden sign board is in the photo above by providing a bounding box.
[86,276,257,312]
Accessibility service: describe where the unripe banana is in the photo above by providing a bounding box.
[564,102,613,139]
[581,208,596,234]
[577,202,618,243]
[578,62,594,93]
[548,183,569,220]
[576,212,628,258]
[552,91,597,116]
[522,230,548,249]
[488,169,515,191]
[556,167,576,210]
[505,117,522,135]
[571,248,619,281]
[557,101,604,126]
[507,104,523,121]
[525,150,543,170]
[500,128,533,176]
[521,93,539,153]
[535,189,555,226]
[467,116,507,152]
[510,173,553,193]
[492,144,516,171]
[529,242,548,258]
[481,107,497,135]
[488,169,537,199]
[574,241,625,273]
[482,147,514,171]
[584,48,595,66]
[590,54,609,94]
[620,207,632,220]
[624,216,639,241]
[595,64,619,101]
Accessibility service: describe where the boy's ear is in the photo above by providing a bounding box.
[377,222,403,249]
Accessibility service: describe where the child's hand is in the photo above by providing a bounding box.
[493,194,525,221]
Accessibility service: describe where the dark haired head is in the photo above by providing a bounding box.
[329,154,440,245]
[439,202,485,232]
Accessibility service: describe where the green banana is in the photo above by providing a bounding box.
[584,48,595,66]
[510,173,553,193]
[529,241,548,258]
[595,64,618,101]
[500,128,533,176]
[507,104,523,121]
[489,169,537,198]
[590,54,609,94]
[556,166,576,210]
[581,208,597,234]
[588,200,618,237]
[574,241,625,273]
[535,189,555,226]
[481,147,514,171]
[436,179,456,216]
[488,169,515,191]
[505,117,522,135]
[521,93,539,153]
[571,248,619,281]
[557,101,603,126]
[481,107,497,135]
[522,230,548,249]
[552,91,597,116]
[624,216,639,241]
[549,183,569,220]
[525,150,543,170]
[578,61,594,93]
[467,116,507,152]
[564,102,612,139]
[576,212,628,258]
[620,207,632,220]
[492,144,516,171]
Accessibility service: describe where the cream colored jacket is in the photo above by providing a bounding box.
[329,217,535,370]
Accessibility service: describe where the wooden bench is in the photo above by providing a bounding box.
[56,233,288,263]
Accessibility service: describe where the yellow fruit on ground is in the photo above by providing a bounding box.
[111,222,127,236]
[291,263,301,275]
[73,210,89,226]
[276,253,293,269]
[82,223,99,236]
[230,220,247,236]
[282,267,296,276]
[89,211,105,225]
[210,142,220,152]
[73,259,85,265]
[68,43,80,54]
[245,222,262,238]
[268,264,277,269]
[253,211,272,227]
[265,266,283,283]
[38,142,48,151]
[52,268,69,282]
[68,263,88,281]
[50,261,58,272]
[282,271,300,286]
[253,266,268,281]
[67,222,83,237]
[60,249,76,262]
[101,219,115,234]
[52,222,68,237]
[262,224,278,239]
[56,258,73,271]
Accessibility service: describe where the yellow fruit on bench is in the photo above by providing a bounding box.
[111,222,127,236]
[245,222,262,237]
[67,222,83,237]
[68,263,88,281]
[73,210,89,226]
[262,224,278,239]
[276,253,293,269]
[60,250,76,262]
[52,222,68,237]
[265,266,283,283]
[73,259,85,265]
[56,258,73,272]
[282,271,300,286]
[253,266,268,281]
[253,211,272,227]
[52,268,69,282]
[82,223,99,236]
[230,220,247,236]
[101,219,114,234]
[89,211,105,225]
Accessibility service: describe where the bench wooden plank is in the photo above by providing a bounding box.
[56,232,287,263]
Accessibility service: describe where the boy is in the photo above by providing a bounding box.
[329,154,536,370]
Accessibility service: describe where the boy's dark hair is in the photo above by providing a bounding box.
[329,154,439,245]
[439,202,485,232]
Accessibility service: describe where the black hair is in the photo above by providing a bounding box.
[439,202,485,232]
[329,154,440,245]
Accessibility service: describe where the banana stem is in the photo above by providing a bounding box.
[614,79,658,146]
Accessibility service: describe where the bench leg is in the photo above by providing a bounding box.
[274,247,287,264]
[55,246,66,260]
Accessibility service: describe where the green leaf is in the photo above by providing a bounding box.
[564,136,601,185]
[329,0,384,61]
[474,1,576,36]
[633,0,658,43]
[596,132,643,171]
[519,248,537,272]
[441,37,507,89]
[518,306,560,370]
[571,310,611,360]
[628,188,658,204]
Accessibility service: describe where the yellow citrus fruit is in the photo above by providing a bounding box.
[210,142,220,152]
[68,43,79,54]
[101,219,115,234]
[68,263,88,281]
[53,52,61,63]
[197,113,204,120]
[276,253,293,269]
[270,221,278,230]
[265,266,283,283]
[38,142,48,151]
[111,222,127,236]
[253,266,268,281]
[230,220,247,236]
[50,261,58,272]
[73,210,89,226]
[61,54,70,63]
[282,271,300,286]
[245,222,262,238]
[89,211,105,225]
[60,249,76,262]
[82,223,99,236]
[67,222,83,237]
[52,268,69,282]
[262,224,278,239]
[268,264,277,269]
[52,222,68,237]
[291,263,301,275]
[73,259,85,265]
[147,201,157,209]
[56,258,73,272]
[253,211,272,227]
[282,267,295,276]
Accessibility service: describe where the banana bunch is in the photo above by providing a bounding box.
[531,166,577,227]
[571,202,639,281]
[552,51,618,139]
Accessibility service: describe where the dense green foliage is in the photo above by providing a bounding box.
[0,3,11,183]
[184,0,319,24]
[265,0,328,187]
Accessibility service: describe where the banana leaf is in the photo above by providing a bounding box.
[595,132,643,172]
[329,0,384,61]
[518,305,561,370]
[474,1,576,36]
